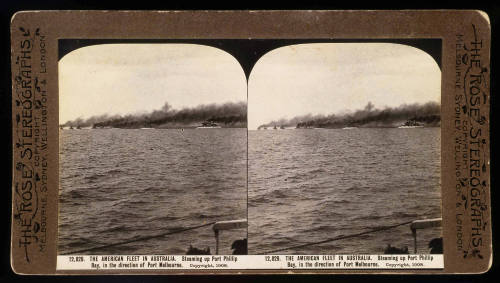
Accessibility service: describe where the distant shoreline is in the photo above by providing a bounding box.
[257,102,441,131]
[252,126,440,131]
[59,126,247,130]
[62,101,247,130]
[59,126,439,131]
[258,118,440,130]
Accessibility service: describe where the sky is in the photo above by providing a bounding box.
[60,43,441,128]
[59,44,247,124]
[248,43,441,130]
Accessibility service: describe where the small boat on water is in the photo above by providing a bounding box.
[398,119,424,128]
[342,127,358,130]
[196,121,222,129]
[398,126,423,129]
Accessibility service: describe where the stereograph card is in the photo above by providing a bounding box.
[10,10,491,274]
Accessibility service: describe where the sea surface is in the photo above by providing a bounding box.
[58,128,247,255]
[248,128,442,254]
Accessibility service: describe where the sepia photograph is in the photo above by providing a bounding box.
[247,43,443,255]
[58,43,248,255]
[9,10,492,274]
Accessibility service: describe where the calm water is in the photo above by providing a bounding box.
[58,128,247,255]
[248,128,441,254]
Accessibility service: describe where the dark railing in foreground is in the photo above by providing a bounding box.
[59,221,217,255]
[60,218,441,255]
[212,219,248,255]
[257,220,414,254]
[410,218,442,253]
[258,218,442,255]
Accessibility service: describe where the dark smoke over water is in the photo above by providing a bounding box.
[258,102,440,129]
[62,101,247,128]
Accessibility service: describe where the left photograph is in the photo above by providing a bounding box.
[58,43,248,255]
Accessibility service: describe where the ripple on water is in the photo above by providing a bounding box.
[58,129,247,255]
[248,128,442,254]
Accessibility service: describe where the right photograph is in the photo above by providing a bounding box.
[248,43,442,255]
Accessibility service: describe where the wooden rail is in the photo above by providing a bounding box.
[410,218,442,253]
[212,219,248,255]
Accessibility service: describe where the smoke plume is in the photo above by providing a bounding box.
[258,101,440,129]
[62,101,247,129]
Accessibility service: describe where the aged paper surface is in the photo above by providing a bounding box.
[10,10,491,274]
